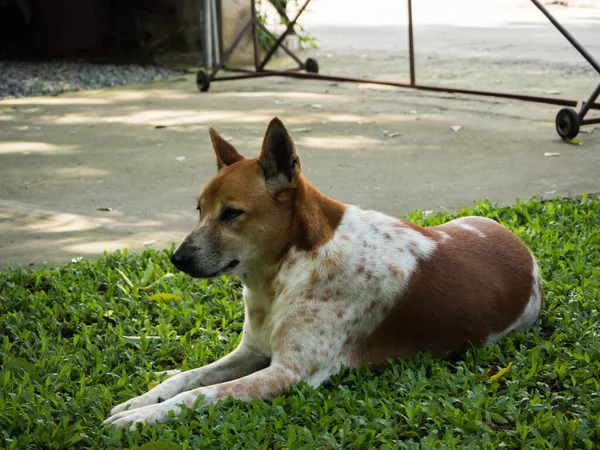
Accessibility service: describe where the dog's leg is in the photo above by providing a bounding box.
[103,362,305,430]
[107,343,269,416]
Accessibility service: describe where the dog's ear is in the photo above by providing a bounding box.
[209,127,245,170]
[258,117,301,189]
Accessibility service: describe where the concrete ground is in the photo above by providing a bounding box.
[1,0,599,269]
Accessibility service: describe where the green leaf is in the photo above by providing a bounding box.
[139,273,175,291]
[115,268,134,288]
[4,358,42,384]
[139,260,155,287]
[136,442,180,450]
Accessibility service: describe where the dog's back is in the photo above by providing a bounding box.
[272,207,543,375]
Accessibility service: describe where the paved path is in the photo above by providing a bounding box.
[1,1,599,268]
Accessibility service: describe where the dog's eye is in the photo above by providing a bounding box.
[221,207,244,221]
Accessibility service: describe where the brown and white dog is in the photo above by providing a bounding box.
[104,117,544,429]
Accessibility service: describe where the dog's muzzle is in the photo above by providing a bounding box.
[171,250,240,278]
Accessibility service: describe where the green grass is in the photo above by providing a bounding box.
[1,196,599,449]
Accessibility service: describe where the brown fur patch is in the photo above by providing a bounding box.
[355,219,537,368]
[292,177,346,251]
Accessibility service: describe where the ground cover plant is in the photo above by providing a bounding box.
[1,196,599,449]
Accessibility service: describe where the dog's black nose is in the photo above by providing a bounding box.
[171,251,191,272]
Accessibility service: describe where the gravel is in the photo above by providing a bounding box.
[0,61,186,100]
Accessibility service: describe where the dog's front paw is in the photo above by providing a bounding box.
[108,392,164,417]
[103,400,182,430]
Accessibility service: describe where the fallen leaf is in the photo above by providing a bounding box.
[154,125,167,129]
[310,104,323,109]
[567,139,582,146]
[382,130,402,138]
[146,293,183,303]
[544,152,561,157]
[291,127,312,133]
[451,125,462,132]
[488,362,513,382]
[175,156,185,162]
[97,207,112,212]
[25,179,58,189]
[545,89,562,95]
[143,239,157,246]
[224,136,234,142]
[579,126,595,134]
[217,332,229,341]
[17,126,29,131]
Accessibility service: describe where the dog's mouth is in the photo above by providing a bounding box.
[204,259,240,278]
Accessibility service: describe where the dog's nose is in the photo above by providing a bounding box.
[171,251,191,272]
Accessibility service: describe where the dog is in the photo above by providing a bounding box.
[104,117,544,429]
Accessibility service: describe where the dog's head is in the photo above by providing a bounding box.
[171,117,302,279]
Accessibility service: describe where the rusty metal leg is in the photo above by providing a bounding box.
[408,0,415,86]
[578,83,600,121]
[257,22,304,67]
[258,0,312,70]
[530,0,600,75]
[251,0,260,71]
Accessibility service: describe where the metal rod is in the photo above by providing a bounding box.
[577,83,600,120]
[530,0,600,74]
[210,19,253,77]
[224,66,306,74]
[258,0,312,70]
[407,0,415,86]
[232,69,600,109]
[257,22,303,67]
[581,118,600,125]
[211,72,282,81]
[203,0,213,69]
[250,0,260,71]
[211,0,221,67]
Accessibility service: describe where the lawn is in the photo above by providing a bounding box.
[1,196,599,449]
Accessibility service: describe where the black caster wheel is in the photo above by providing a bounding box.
[196,69,210,92]
[555,107,580,140]
[305,58,319,74]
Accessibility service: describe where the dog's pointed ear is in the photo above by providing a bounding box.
[258,117,301,189]
[209,127,245,170]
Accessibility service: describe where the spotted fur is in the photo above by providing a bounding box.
[104,118,543,430]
